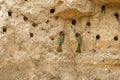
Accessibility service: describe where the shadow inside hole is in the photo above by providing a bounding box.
[72,20,76,25]
[88,31,90,33]
[49,36,55,40]
[50,8,55,13]
[8,11,12,16]
[101,5,106,13]
[32,23,38,27]
[23,16,28,21]
[114,13,119,19]
[24,0,27,1]
[51,37,55,40]
[3,27,7,33]
[114,36,118,41]
[86,21,91,26]
[46,20,49,24]
[30,33,34,37]
[96,34,100,40]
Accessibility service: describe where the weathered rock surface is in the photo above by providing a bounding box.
[0,0,120,80]
[91,0,120,5]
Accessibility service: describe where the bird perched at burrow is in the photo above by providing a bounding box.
[75,32,82,53]
[56,31,65,52]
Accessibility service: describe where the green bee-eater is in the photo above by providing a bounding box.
[57,31,65,52]
[75,33,82,53]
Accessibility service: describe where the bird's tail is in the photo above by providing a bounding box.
[57,45,62,52]
[76,45,81,53]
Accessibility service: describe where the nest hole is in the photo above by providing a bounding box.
[88,31,90,34]
[114,13,119,18]
[23,16,28,21]
[32,23,38,27]
[86,21,91,26]
[101,5,106,13]
[50,9,55,13]
[72,20,76,25]
[46,20,49,24]
[3,27,7,33]
[30,33,34,37]
[50,37,55,40]
[8,11,12,16]
[114,36,118,41]
[96,34,100,40]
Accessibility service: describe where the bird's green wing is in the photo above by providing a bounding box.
[58,37,64,45]
[77,38,82,46]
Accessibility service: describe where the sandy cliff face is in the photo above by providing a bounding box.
[0,0,120,80]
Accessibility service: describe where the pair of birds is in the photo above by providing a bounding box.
[56,31,82,53]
